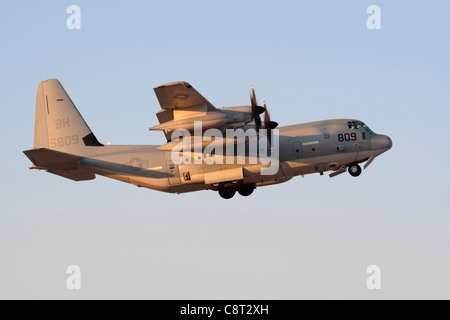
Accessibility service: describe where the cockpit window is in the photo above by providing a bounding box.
[348,120,367,130]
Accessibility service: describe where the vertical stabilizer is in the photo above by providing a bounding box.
[33,79,102,154]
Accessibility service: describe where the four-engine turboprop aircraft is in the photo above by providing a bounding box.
[24,80,392,199]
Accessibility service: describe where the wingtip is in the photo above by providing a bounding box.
[154,81,189,89]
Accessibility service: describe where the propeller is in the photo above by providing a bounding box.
[250,85,264,133]
[263,100,278,145]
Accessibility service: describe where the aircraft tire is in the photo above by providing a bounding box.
[348,163,362,177]
[219,190,236,199]
[238,184,255,197]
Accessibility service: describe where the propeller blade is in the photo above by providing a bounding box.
[264,100,270,127]
[269,121,278,130]
[250,85,262,132]
[250,85,257,107]
[263,100,278,146]
[263,101,278,129]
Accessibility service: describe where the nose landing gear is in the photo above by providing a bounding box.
[348,163,362,177]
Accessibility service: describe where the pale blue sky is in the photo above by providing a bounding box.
[0,1,449,299]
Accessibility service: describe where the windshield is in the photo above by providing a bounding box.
[347,120,367,130]
[348,120,374,134]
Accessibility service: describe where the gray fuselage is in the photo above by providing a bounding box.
[75,119,392,194]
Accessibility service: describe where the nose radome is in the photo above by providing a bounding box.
[387,136,393,149]
[371,135,392,150]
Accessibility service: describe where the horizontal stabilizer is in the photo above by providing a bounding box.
[24,148,81,169]
[23,148,95,181]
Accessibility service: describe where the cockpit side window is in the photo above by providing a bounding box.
[360,122,373,135]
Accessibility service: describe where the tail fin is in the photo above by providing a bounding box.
[33,79,103,154]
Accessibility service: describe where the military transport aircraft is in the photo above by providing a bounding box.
[24,80,392,199]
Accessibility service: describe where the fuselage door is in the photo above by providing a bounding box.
[165,161,181,185]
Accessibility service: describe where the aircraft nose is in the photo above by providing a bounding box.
[371,135,392,151]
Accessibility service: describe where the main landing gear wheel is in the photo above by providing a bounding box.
[208,182,224,191]
[348,163,362,177]
[238,184,255,197]
[219,189,236,199]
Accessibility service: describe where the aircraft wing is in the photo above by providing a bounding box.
[151,82,254,142]
[153,81,217,111]
[151,82,229,139]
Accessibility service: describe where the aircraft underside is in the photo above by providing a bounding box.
[75,150,373,199]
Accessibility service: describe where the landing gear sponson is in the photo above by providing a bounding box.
[209,181,255,199]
